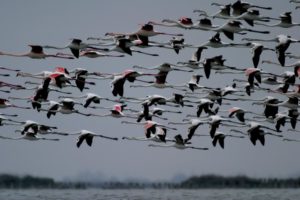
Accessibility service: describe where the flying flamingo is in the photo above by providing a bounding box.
[265,96,300,110]
[211,20,270,40]
[251,96,281,119]
[242,34,300,66]
[231,124,283,146]
[122,126,170,143]
[106,22,183,37]
[226,107,260,122]
[40,99,92,118]
[168,118,205,143]
[121,120,177,131]
[175,51,205,70]
[195,33,249,49]
[130,70,187,90]
[212,132,245,149]
[134,102,180,122]
[231,9,278,26]
[133,62,192,73]
[148,134,209,150]
[70,130,118,148]
[123,94,186,107]
[96,37,159,56]
[10,120,57,135]
[147,17,195,29]
[0,131,60,141]
[43,38,102,58]
[246,42,274,68]
[79,49,124,58]
[58,92,116,108]
[255,12,300,28]
[8,77,71,111]
[230,0,272,16]
[201,55,244,79]
[0,45,74,59]
[253,112,299,132]
[90,104,136,119]
[194,4,232,20]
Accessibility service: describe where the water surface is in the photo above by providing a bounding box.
[1,188,299,200]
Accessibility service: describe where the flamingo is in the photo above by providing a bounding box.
[255,12,300,28]
[242,35,300,65]
[133,62,192,73]
[212,132,245,149]
[266,97,300,110]
[231,124,283,146]
[252,96,281,119]
[201,55,244,79]
[111,75,126,97]
[43,38,102,58]
[41,99,92,118]
[230,0,272,16]
[130,70,188,91]
[175,55,203,70]
[122,126,170,143]
[134,102,180,122]
[151,37,192,54]
[194,4,232,20]
[226,107,260,122]
[0,131,60,141]
[168,118,205,143]
[90,104,136,119]
[231,9,278,26]
[11,120,57,135]
[148,134,209,150]
[73,130,118,148]
[203,115,245,138]
[0,45,74,59]
[106,22,183,37]
[79,49,124,58]
[192,18,220,31]
[58,93,116,108]
[196,33,249,49]
[211,20,270,40]
[175,74,208,92]
[246,42,274,68]
[242,34,300,44]
[9,77,72,111]
[123,94,187,107]
[121,120,177,131]
[148,17,195,29]
[254,112,299,132]
[95,37,159,56]
[69,68,97,91]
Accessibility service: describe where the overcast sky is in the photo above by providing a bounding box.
[0,0,300,182]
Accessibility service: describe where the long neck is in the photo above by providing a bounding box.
[122,136,148,141]
[0,51,27,57]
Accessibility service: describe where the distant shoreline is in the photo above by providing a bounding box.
[1,174,300,189]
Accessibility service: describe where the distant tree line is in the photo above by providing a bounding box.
[179,175,300,189]
[0,174,85,189]
[1,173,300,189]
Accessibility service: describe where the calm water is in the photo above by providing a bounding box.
[0,189,299,200]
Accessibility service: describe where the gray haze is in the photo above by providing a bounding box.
[0,0,299,182]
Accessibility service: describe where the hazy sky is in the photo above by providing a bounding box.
[0,0,300,182]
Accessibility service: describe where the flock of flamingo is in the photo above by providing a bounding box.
[1,0,300,150]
